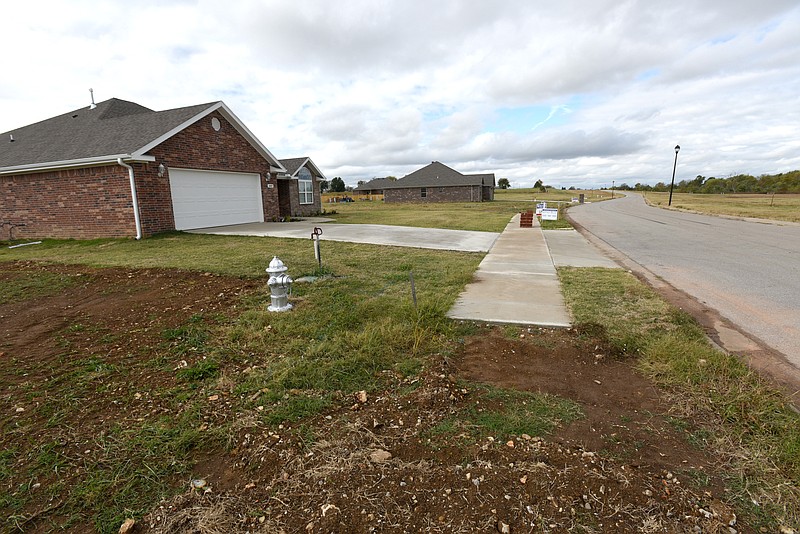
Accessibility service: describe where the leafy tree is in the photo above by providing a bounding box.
[386,176,398,181]
[330,177,346,192]
[497,178,510,189]
[534,179,543,189]
[357,180,366,187]
[319,180,329,193]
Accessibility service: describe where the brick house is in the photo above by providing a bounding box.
[382,161,495,203]
[277,157,324,218]
[0,98,323,240]
[353,177,394,195]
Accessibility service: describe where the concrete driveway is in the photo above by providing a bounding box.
[188,219,499,253]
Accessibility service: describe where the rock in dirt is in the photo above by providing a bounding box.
[119,518,135,533]
[497,520,511,533]
[356,390,368,403]
[369,449,392,463]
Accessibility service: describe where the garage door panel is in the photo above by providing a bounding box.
[169,169,264,230]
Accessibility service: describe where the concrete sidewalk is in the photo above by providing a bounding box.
[447,214,572,327]
[447,216,620,326]
[543,229,619,268]
[189,219,499,253]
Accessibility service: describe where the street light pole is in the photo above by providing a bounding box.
[612,180,615,199]
[668,144,680,206]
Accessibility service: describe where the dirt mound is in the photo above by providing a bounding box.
[0,263,741,533]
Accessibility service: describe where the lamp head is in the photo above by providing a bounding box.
[675,145,680,154]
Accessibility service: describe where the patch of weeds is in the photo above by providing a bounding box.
[501,324,522,339]
[0,448,17,481]
[32,440,70,474]
[666,415,689,433]
[309,265,335,277]
[293,424,317,451]
[80,356,116,374]
[176,358,219,382]
[681,468,711,488]
[0,271,83,304]
[541,218,573,230]
[261,393,331,425]
[435,385,583,443]
[687,428,712,449]
[395,357,423,377]
[162,314,208,356]
[71,418,223,534]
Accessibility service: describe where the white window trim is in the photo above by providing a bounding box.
[299,178,314,205]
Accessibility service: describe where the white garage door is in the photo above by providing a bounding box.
[169,169,264,230]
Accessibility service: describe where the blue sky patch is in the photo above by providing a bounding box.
[485,104,574,134]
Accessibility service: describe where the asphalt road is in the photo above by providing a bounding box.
[568,193,800,368]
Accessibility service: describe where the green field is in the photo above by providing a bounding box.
[643,192,800,223]
[322,188,611,232]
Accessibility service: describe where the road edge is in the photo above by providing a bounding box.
[565,209,800,407]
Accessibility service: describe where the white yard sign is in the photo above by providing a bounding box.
[541,208,559,221]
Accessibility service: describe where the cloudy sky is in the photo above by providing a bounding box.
[2,1,799,188]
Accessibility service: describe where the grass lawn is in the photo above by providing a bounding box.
[321,188,612,232]
[2,195,799,530]
[643,192,800,223]
[560,267,800,527]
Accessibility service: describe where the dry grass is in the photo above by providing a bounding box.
[559,267,800,529]
[643,192,800,223]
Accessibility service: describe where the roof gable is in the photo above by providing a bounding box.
[384,161,493,188]
[1,98,284,174]
[278,157,326,180]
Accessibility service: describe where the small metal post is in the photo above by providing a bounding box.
[409,271,417,310]
[311,227,323,270]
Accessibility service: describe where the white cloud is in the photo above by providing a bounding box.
[1,0,799,188]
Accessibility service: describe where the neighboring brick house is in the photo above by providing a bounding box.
[277,157,324,218]
[353,177,394,195]
[0,98,316,240]
[383,161,495,203]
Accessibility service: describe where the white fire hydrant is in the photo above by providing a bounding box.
[266,256,293,312]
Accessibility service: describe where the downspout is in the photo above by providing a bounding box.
[117,158,143,240]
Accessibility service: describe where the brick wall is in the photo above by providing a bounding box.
[282,176,322,217]
[143,110,280,234]
[1,110,282,240]
[0,165,135,240]
[384,185,487,203]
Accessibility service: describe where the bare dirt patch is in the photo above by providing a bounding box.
[1,263,746,533]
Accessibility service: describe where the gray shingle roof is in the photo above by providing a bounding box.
[278,157,309,176]
[383,161,495,189]
[1,98,216,170]
[278,157,326,180]
[354,177,394,191]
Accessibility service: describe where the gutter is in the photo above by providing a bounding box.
[0,154,156,176]
[117,158,143,240]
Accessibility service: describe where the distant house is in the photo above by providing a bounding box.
[278,157,325,217]
[0,97,326,240]
[353,177,394,195]
[382,161,495,203]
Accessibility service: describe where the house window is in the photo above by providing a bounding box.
[298,167,314,204]
[421,187,427,198]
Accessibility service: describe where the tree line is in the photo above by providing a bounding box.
[614,170,800,194]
